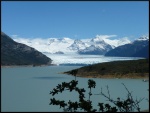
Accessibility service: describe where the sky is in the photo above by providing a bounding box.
[1,1,149,41]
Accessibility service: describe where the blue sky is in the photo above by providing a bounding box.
[1,1,149,40]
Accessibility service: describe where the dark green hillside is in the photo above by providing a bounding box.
[1,32,52,66]
[64,59,149,78]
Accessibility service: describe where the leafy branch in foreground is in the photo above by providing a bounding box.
[49,79,95,112]
[49,78,144,112]
[98,83,144,112]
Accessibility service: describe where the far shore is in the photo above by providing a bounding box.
[1,64,58,68]
[76,75,149,79]
[63,72,149,79]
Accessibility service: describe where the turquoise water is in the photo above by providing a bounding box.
[1,66,149,112]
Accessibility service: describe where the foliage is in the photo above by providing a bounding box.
[49,74,144,112]
[64,59,149,78]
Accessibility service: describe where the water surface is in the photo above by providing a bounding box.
[1,66,149,112]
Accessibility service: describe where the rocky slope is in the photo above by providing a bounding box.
[1,32,52,66]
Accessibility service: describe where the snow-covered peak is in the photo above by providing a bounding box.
[103,37,131,48]
[90,35,130,48]
[74,39,83,44]
[68,39,87,50]
[117,37,131,46]
[48,38,58,42]
[136,36,149,41]
[91,35,104,42]
[13,34,146,55]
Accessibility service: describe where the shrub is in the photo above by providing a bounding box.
[49,77,144,112]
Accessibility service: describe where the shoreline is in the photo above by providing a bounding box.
[1,64,58,68]
[2,65,149,80]
[63,73,149,79]
[77,75,149,79]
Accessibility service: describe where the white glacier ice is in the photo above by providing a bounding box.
[43,53,143,65]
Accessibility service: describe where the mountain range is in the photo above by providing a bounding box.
[1,32,52,66]
[13,35,131,55]
[13,35,149,58]
[105,36,149,58]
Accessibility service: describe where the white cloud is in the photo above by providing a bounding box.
[95,34,117,39]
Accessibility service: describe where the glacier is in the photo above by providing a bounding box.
[12,35,147,65]
[43,53,143,65]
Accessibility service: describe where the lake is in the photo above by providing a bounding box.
[1,65,149,112]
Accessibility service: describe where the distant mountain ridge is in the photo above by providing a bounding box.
[1,32,52,66]
[13,35,131,55]
[12,34,149,57]
[105,36,149,58]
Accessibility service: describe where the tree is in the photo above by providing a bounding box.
[49,75,145,112]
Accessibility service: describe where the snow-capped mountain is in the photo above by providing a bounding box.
[12,35,132,55]
[78,45,108,55]
[105,35,149,58]
[135,36,149,41]
[77,35,131,55]
[93,35,131,48]
[68,39,87,51]
[78,36,113,55]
